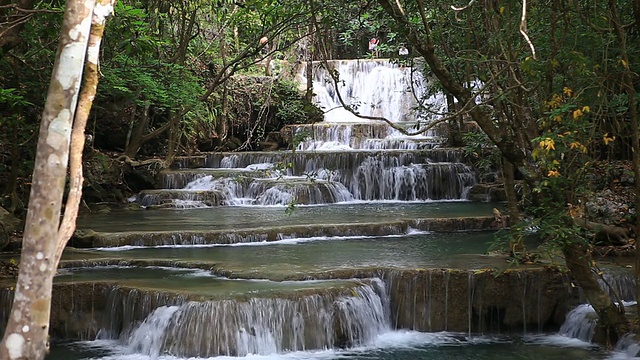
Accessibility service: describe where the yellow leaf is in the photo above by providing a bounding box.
[582,106,590,113]
[547,170,560,177]
[572,109,583,119]
[539,138,556,152]
[621,59,628,68]
[500,6,505,14]
[603,133,615,145]
[563,87,573,97]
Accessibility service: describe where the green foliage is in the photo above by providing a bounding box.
[108,2,164,59]
[0,89,32,109]
[292,130,312,149]
[99,54,203,111]
[462,131,500,177]
[273,80,322,125]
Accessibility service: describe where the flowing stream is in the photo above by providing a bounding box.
[44,59,637,359]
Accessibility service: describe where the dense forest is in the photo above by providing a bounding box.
[1,0,640,358]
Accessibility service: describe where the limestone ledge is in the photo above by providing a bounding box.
[71,216,500,248]
[0,266,572,342]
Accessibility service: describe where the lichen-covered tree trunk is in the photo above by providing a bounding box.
[0,1,114,359]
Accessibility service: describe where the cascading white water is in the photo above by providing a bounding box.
[145,59,477,208]
[597,273,636,302]
[118,280,390,357]
[559,304,597,342]
[294,60,447,152]
[298,60,446,123]
[126,305,180,359]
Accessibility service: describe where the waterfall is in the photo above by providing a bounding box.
[139,59,477,207]
[126,305,180,359]
[297,59,445,124]
[116,280,390,357]
[559,304,597,342]
[597,273,636,302]
[98,287,187,341]
[615,334,640,358]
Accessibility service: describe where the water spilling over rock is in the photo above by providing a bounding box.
[114,280,389,357]
[136,60,476,208]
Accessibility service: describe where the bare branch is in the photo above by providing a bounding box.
[316,58,481,137]
[520,0,536,59]
[395,0,405,15]
[451,0,477,11]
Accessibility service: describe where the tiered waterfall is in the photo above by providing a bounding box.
[20,59,637,359]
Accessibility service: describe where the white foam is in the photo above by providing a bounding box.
[92,230,432,252]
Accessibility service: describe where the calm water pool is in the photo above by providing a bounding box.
[48,331,622,360]
[76,202,497,233]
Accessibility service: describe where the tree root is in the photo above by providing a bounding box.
[117,155,167,168]
[572,216,631,246]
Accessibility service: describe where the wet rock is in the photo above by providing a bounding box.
[70,229,99,248]
[76,217,496,248]
[467,184,506,202]
[0,266,575,348]
[585,189,634,226]
[386,267,571,332]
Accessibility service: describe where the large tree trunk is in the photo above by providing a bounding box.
[562,242,629,346]
[608,0,640,322]
[0,1,114,359]
[376,0,631,344]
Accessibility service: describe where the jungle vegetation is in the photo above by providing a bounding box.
[0,0,639,358]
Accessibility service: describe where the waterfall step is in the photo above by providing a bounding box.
[5,266,573,354]
[200,148,467,169]
[77,203,497,233]
[287,122,443,151]
[71,216,498,248]
[170,149,467,170]
[157,149,477,204]
[139,189,226,207]
[145,177,354,206]
[65,224,510,282]
[160,168,264,189]
[55,266,369,300]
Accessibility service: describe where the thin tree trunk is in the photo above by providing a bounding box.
[0,2,114,359]
[55,0,114,261]
[503,158,522,255]
[0,1,96,358]
[305,3,314,102]
[8,117,20,213]
[124,101,151,158]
